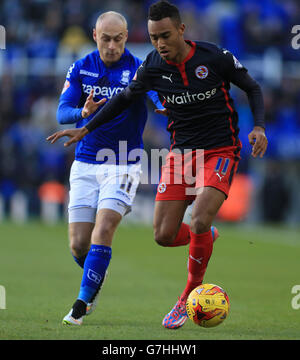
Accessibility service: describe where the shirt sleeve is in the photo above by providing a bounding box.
[56,62,83,124]
[219,48,265,129]
[133,58,163,109]
[231,71,265,129]
[218,48,248,81]
[128,61,152,96]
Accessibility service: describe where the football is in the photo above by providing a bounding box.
[186,284,230,327]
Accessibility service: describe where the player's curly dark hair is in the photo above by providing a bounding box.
[148,1,181,26]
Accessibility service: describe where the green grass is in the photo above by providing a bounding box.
[0,221,299,340]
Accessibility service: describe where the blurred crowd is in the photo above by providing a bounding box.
[0,0,300,222]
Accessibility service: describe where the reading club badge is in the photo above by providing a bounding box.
[195,65,209,79]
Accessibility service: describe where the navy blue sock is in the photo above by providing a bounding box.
[72,253,87,269]
[78,244,112,303]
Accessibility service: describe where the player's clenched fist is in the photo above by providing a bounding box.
[46,127,89,147]
[248,126,268,158]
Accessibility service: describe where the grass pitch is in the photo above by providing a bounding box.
[0,221,299,340]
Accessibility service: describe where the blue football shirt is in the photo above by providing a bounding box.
[57,48,163,164]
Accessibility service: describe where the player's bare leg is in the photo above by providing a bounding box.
[181,187,226,297]
[90,208,122,247]
[69,222,94,268]
[154,199,219,248]
[85,208,122,314]
[63,209,122,325]
[153,200,191,246]
[153,200,190,329]
[162,187,225,329]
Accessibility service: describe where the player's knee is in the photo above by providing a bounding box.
[91,223,114,246]
[69,222,93,257]
[154,227,175,247]
[189,217,210,234]
[69,235,90,258]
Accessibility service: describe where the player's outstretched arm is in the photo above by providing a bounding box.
[47,128,89,147]
[47,87,139,147]
[84,87,136,133]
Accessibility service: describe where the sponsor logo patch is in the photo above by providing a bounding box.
[162,88,216,105]
[82,84,124,99]
[80,69,99,77]
[87,269,102,284]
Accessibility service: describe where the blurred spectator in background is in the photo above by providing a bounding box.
[261,161,290,223]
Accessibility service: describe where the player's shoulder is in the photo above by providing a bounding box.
[194,40,225,56]
[66,50,99,78]
[142,48,164,68]
[196,41,247,75]
[76,49,99,68]
[194,40,242,63]
[194,40,243,68]
[123,48,143,69]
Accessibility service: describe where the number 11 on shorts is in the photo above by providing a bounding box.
[214,157,230,175]
[120,174,134,193]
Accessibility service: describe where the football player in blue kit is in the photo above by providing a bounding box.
[57,11,164,325]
